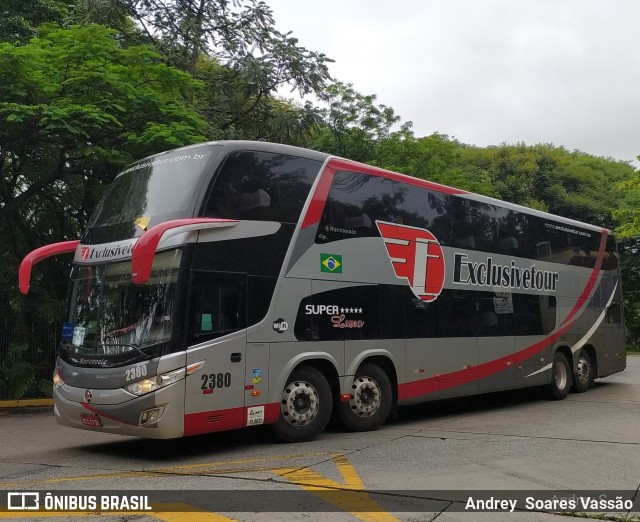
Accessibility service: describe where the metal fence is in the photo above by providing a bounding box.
[0,302,59,400]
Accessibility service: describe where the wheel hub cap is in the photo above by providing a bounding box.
[281,381,319,426]
[349,376,381,417]
[577,356,591,384]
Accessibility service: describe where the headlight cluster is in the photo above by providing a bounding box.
[53,368,64,389]
[124,368,186,396]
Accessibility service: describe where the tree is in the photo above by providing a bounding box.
[0,0,73,45]
[375,132,498,197]
[0,24,208,303]
[193,56,322,144]
[309,81,407,163]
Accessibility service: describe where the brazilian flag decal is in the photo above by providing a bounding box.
[321,253,342,273]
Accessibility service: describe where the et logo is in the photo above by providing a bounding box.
[376,221,445,302]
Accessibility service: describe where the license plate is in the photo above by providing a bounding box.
[80,413,103,427]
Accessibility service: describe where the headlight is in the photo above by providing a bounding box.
[124,368,185,396]
[53,368,64,389]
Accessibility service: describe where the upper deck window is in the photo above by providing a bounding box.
[88,145,222,231]
[203,151,321,223]
[316,171,396,243]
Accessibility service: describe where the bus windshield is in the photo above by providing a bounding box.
[88,145,221,230]
[63,250,182,356]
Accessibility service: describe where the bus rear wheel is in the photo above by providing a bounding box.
[338,362,392,432]
[545,352,571,400]
[271,366,332,443]
[572,349,594,393]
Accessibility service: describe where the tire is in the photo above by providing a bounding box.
[270,366,332,443]
[572,349,594,393]
[338,362,393,432]
[545,351,571,400]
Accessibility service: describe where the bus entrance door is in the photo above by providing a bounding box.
[183,271,248,436]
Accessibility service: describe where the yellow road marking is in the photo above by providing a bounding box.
[0,452,334,488]
[150,503,238,521]
[0,504,238,521]
[0,452,399,521]
[274,453,400,522]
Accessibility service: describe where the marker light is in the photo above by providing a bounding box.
[125,368,186,396]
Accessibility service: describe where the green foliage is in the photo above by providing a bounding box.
[618,238,640,348]
[0,342,53,400]
[0,344,35,399]
[0,24,208,300]
[0,0,639,392]
[374,132,499,197]
[309,81,406,163]
[454,143,636,227]
[193,57,322,143]
[0,0,73,45]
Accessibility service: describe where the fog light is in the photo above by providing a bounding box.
[140,407,164,425]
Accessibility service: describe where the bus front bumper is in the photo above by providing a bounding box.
[53,382,185,439]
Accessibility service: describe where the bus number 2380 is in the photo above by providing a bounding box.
[201,372,232,390]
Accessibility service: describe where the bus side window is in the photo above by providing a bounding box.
[190,272,246,342]
[316,171,396,243]
[394,184,451,244]
[202,151,319,223]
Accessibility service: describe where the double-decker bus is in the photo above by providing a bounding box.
[19,141,625,442]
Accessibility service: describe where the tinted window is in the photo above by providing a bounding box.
[89,145,220,229]
[532,217,602,267]
[395,185,452,244]
[189,271,246,343]
[294,284,555,341]
[203,151,320,223]
[603,233,619,270]
[493,207,535,259]
[316,171,396,243]
[86,145,221,243]
[450,198,498,253]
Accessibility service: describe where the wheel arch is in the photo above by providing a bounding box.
[271,353,341,405]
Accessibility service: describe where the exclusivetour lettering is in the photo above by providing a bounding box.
[453,253,559,291]
[86,243,134,261]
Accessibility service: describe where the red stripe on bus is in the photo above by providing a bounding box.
[300,160,468,230]
[399,242,610,403]
[399,324,573,401]
[81,402,137,426]
[560,229,608,326]
[184,407,244,436]
[300,166,335,230]
[326,158,468,195]
[183,403,280,436]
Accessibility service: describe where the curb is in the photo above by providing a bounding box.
[0,398,54,408]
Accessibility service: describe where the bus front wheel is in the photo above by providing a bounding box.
[271,366,332,443]
[545,352,571,400]
[338,362,392,432]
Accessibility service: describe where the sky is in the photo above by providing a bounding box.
[267,0,640,166]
